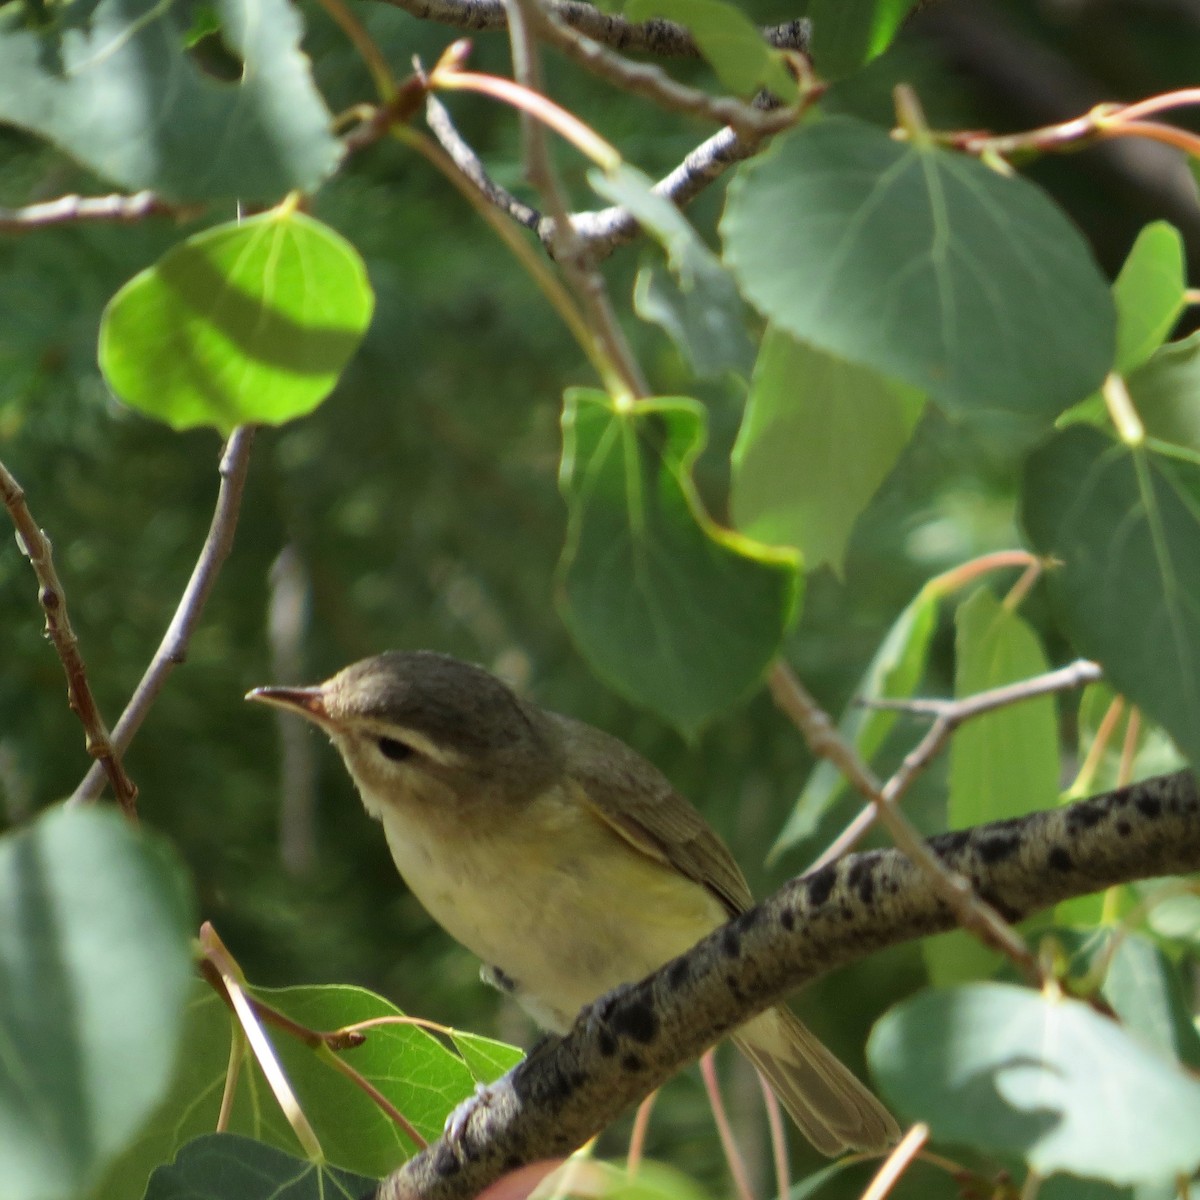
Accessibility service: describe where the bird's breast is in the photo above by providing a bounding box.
[376,786,728,1033]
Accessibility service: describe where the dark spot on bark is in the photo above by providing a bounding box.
[780,908,795,931]
[805,865,837,907]
[848,859,875,905]
[667,957,690,991]
[978,833,1021,864]
[1047,846,1072,871]
[610,997,659,1044]
[932,830,970,860]
[739,906,763,931]
[724,973,746,1002]
[597,1027,617,1057]
[39,587,59,610]
[621,1053,644,1071]
[1116,820,1131,837]
[722,927,741,958]
[1068,803,1105,831]
[434,1142,463,1176]
[1136,794,1162,818]
[505,1155,523,1171]
[979,889,1021,923]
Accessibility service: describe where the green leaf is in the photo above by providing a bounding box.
[1021,426,1200,768]
[0,806,194,1200]
[143,1133,375,1200]
[0,0,338,202]
[1128,331,1200,461]
[770,584,938,859]
[721,116,1114,423]
[947,588,1058,829]
[450,1032,524,1083]
[731,326,924,575]
[558,389,801,736]
[623,0,797,99]
[91,981,493,1195]
[1111,222,1186,374]
[868,982,1200,1183]
[1133,879,1200,949]
[808,0,921,79]
[592,164,754,380]
[99,211,375,435]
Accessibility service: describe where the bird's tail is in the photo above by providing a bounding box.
[731,1007,900,1156]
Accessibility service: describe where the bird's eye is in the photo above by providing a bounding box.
[375,736,414,763]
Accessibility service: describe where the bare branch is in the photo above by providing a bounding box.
[768,661,1037,977]
[0,191,192,232]
[68,427,256,806]
[1,459,137,814]
[813,659,1104,871]
[376,0,809,58]
[377,769,1200,1200]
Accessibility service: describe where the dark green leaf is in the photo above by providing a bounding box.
[731,326,924,575]
[1021,426,1200,768]
[722,117,1114,423]
[808,0,921,79]
[869,983,1200,1182]
[143,1133,375,1200]
[1129,332,1200,461]
[0,0,337,202]
[558,389,801,736]
[0,806,194,1200]
[99,211,375,435]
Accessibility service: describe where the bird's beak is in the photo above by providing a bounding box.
[246,685,333,728]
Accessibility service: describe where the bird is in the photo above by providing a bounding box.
[247,649,899,1155]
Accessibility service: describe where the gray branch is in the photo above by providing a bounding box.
[379,0,809,58]
[377,769,1200,1200]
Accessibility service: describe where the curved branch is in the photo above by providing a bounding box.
[377,769,1200,1200]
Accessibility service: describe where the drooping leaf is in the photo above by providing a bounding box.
[143,1133,375,1200]
[808,0,921,79]
[722,116,1114,423]
[1111,222,1186,374]
[0,806,194,1200]
[1021,426,1200,769]
[623,0,798,99]
[869,983,1200,1183]
[947,588,1059,829]
[731,326,924,575]
[0,0,338,202]
[558,389,800,736]
[770,583,937,858]
[100,210,375,435]
[592,165,754,379]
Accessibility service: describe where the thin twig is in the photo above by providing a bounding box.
[0,191,193,232]
[862,1124,929,1200]
[812,660,1103,870]
[756,1073,789,1200]
[699,1050,754,1200]
[768,661,1039,978]
[1,458,138,815]
[69,427,256,806]
[375,0,810,58]
[504,0,648,398]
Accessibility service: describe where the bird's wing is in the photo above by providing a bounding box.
[553,714,754,918]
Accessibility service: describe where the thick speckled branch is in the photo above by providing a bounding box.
[376,769,1200,1200]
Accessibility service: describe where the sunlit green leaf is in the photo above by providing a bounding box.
[722,117,1114,423]
[731,326,924,575]
[623,0,797,99]
[0,806,194,1200]
[558,389,800,736]
[1021,426,1200,768]
[1112,222,1186,374]
[869,983,1200,1182]
[100,211,375,435]
[0,0,337,201]
[808,0,921,78]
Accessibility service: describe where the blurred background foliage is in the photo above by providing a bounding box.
[1,0,1198,1190]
